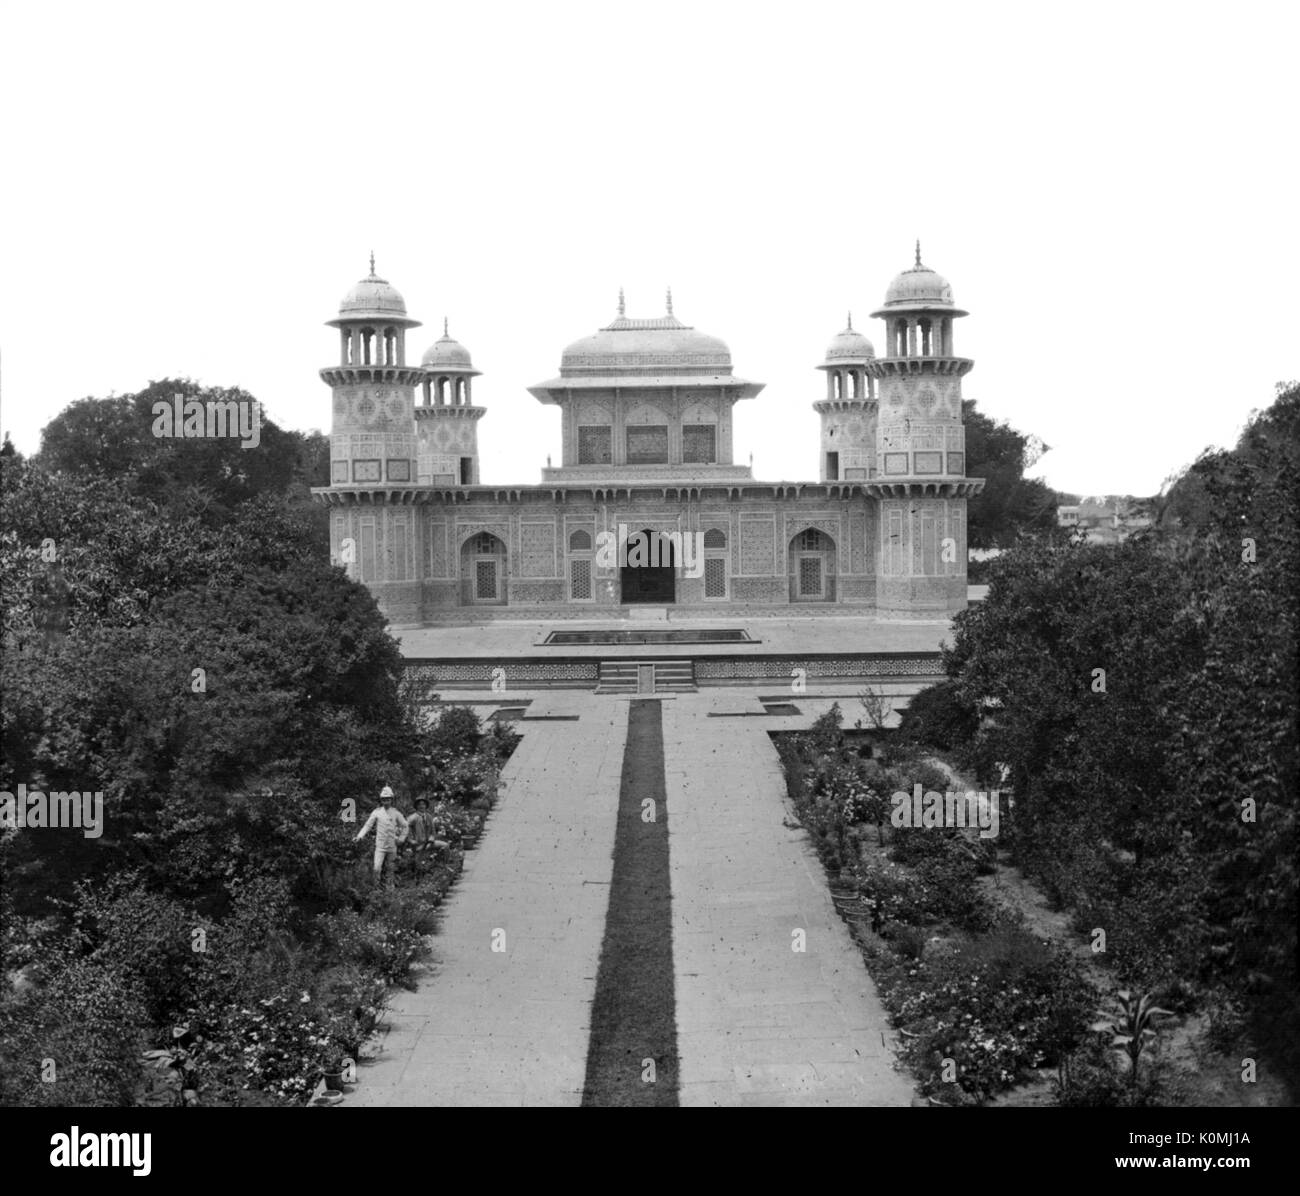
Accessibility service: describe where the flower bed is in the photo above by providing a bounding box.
[870,926,1095,1102]
[773,707,1097,1104]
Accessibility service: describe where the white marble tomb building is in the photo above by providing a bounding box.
[314,249,983,625]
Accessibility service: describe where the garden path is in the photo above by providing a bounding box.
[664,693,916,1106]
[347,692,627,1106]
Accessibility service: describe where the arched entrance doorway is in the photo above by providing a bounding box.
[460,531,507,605]
[789,527,836,602]
[620,528,676,604]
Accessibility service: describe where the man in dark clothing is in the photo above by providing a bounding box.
[406,798,448,854]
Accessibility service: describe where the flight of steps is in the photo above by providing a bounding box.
[595,659,696,694]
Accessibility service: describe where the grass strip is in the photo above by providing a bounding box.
[581,699,679,1106]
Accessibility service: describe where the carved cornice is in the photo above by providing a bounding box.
[865,479,985,498]
[812,398,878,416]
[414,406,487,421]
[310,478,987,506]
[873,358,974,378]
[320,366,426,387]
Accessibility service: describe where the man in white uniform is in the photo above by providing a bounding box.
[355,785,409,888]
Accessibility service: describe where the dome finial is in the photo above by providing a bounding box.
[618,287,625,317]
[443,316,449,337]
[666,286,674,316]
[846,311,853,330]
[914,240,922,268]
[369,250,376,277]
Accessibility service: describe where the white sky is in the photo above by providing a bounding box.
[1,0,1296,496]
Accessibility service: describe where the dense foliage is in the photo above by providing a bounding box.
[935,383,1300,1088]
[0,386,518,1105]
[777,389,1297,1102]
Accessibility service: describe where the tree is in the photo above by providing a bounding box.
[940,383,1298,1082]
[962,401,1061,549]
[36,380,322,527]
[4,387,412,914]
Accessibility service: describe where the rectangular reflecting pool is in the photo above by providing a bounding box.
[543,629,753,645]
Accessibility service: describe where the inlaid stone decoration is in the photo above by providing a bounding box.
[740,517,777,575]
[429,522,448,577]
[520,520,558,578]
[695,656,941,679]
[626,425,669,464]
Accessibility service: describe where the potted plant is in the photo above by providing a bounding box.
[322,1053,353,1092]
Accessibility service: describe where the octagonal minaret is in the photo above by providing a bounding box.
[814,314,877,482]
[416,320,485,485]
[319,256,425,623]
[322,255,423,488]
[870,244,983,615]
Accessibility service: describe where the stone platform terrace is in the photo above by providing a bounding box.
[396,614,956,660]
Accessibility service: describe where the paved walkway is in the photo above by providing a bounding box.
[664,692,914,1106]
[346,686,911,1106]
[348,692,626,1106]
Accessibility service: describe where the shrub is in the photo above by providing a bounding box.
[316,963,389,1055]
[1056,1036,1169,1107]
[1089,988,1175,1088]
[434,754,502,807]
[430,800,477,841]
[426,705,482,759]
[881,926,1096,1100]
[857,854,987,930]
[886,760,957,803]
[194,985,334,1103]
[316,893,433,988]
[483,719,522,763]
[869,831,993,932]
[896,680,979,752]
[70,875,208,1026]
[891,925,928,961]
[805,705,844,756]
[0,953,148,1106]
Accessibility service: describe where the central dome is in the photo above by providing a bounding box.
[560,299,732,376]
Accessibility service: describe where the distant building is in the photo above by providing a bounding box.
[1057,496,1154,544]
[313,248,985,625]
